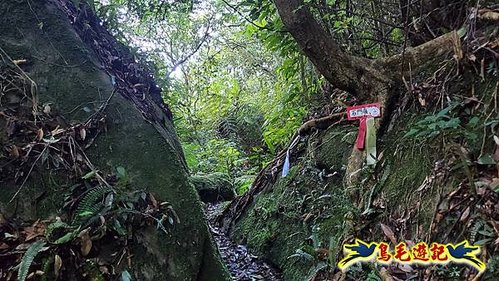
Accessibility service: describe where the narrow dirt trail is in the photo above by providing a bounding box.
[205,203,283,281]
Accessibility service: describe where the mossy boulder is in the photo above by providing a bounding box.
[0,0,229,280]
[190,173,236,203]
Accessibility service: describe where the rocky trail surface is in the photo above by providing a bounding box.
[205,203,283,281]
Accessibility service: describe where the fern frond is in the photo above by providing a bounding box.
[470,220,483,243]
[216,116,238,138]
[18,240,46,281]
[73,185,113,225]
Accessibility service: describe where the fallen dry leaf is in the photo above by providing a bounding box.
[10,145,19,158]
[380,223,396,245]
[79,128,86,141]
[489,178,499,189]
[315,248,329,261]
[54,254,62,279]
[478,9,499,21]
[398,263,414,273]
[379,267,394,281]
[331,271,345,281]
[36,129,44,141]
[490,220,499,236]
[0,242,9,250]
[78,228,92,256]
[23,220,46,242]
[51,127,65,136]
[460,206,471,222]
[149,193,158,209]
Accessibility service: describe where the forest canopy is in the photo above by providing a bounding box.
[90,2,499,279]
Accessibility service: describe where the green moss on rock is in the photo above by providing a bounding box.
[232,125,354,281]
[0,1,229,280]
[189,173,236,202]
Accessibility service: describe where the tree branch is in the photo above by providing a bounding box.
[221,0,270,31]
[273,0,391,101]
[378,30,461,74]
[167,17,213,77]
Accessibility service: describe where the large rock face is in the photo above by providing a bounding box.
[0,0,229,280]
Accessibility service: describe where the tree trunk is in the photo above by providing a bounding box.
[273,0,461,203]
[274,0,393,102]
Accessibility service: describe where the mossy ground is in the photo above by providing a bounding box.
[232,125,357,280]
[232,72,499,279]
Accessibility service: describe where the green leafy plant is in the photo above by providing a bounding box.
[403,102,485,144]
[61,167,178,242]
[73,185,114,226]
[288,225,339,280]
[234,174,255,194]
[46,220,78,244]
[17,240,46,281]
[404,104,462,139]
[366,270,383,281]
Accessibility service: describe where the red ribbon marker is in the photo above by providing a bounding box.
[346,103,381,150]
[355,118,367,149]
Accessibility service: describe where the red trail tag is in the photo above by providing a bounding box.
[346,103,381,150]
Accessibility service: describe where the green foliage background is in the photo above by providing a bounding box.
[93,0,323,193]
[93,0,406,193]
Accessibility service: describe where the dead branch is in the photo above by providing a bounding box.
[297,112,346,135]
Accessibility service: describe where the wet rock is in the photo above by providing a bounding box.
[205,203,282,281]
